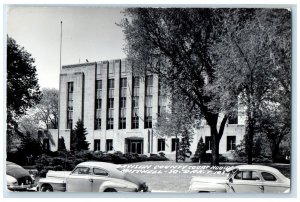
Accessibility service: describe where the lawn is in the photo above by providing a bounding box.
[120,161,291,192]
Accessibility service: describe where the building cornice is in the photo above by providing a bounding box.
[62,58,127,69]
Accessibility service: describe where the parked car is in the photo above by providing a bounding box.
[38,161,149,192]
[189,165,290,193]
[6,161,36,191]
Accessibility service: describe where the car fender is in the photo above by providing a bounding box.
[99,180,138,192]
[189,182,227,193]
[39,177,66,192]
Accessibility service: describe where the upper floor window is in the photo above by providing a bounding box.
[96,65,101,75]
[109,63,114,74]
[67,82,74,129]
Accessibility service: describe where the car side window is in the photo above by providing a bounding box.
[72,167,91,175]
[234,171,260,180]
[93,168,108,176]
[261,172,277,181]
[242,171,260,180]
[234,171,242,179]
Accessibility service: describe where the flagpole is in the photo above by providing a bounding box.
[57,21,62,151]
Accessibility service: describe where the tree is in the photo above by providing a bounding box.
[260,104,290,162]
[7,36,41,151]
[193,137,206,164]
[71,120,90,151]
[35,88,59,129]
[155,97,194,162]
[120,8,229,165]
[210,9,291,164]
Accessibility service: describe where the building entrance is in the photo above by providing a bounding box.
[125,138,143,154]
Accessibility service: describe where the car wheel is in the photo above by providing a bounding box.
[104,188,117,192]
[41,185,53,192]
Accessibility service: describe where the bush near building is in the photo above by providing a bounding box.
[34,150,168,177]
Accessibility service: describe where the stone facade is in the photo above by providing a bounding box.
[53,58,246,160]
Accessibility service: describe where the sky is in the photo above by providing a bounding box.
[7,6,127,89]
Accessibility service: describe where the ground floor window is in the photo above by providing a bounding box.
[205,136,211,151]
[94,139,100,151]
[171,138,179,152]
[106,139,113,151]
[43,139,50,151]
[227,136,236,151]
[157,138,165,151]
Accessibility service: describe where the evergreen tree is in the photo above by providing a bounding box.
[194,137,206,164]
[71,120,90,151]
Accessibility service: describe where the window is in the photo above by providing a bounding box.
[107,79,114,129]
[132,77,140,129]
[228,112,238,124]
[94,139,100,151]
[109,63,114,74]
[119,118,126,129]
[121,62,126,73]
[261,172,277,181]
[234,171,260,180]
[67,82,74,129]
[205,136,211,151]
[95,80,102,130]
[93,168,108,176]
[72,167,90,175]
[106,139,113,151]
[107,118,114,130]
[119,78,127,129]
[132,116,139,129]
[227,136,236,151]
[158,95,166,116]
[158,139,165,151]
[145,75,153,128]
[96,65,101,75]
[171,138,179,152]
[43,139,50,151]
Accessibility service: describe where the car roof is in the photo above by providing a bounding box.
[230,165,288,181]
[77,161,120,171]
[76,161,123,178]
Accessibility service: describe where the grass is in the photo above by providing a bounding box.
[122,161,291,192]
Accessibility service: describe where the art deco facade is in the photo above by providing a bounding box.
[49,59,246,160]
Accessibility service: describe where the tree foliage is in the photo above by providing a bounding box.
[120,8,228,165]
[71,120,90,151]
[155,98,194,162]
[7,36,41,151]
[209,9,291,164]
[193,137,206,164]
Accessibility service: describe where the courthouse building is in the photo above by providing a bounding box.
[48,59,246,160]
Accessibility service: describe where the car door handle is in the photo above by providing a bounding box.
[89,179,93,183]
[258,185,264,190]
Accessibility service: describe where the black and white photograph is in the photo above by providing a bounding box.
[2,1,297,199]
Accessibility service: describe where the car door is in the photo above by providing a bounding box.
[230,170,264,193]
[260,171,288,193]
[91,167,110,192]
[66,166,93,192]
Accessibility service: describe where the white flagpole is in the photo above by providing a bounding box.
[57,21,62,150]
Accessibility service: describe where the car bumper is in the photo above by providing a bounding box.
[7,184,35,192]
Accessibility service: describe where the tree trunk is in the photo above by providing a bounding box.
[207,114,220,166]
[245,120,255,164]
[271,139,280,163]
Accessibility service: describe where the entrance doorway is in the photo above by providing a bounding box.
[125,138,143,154]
